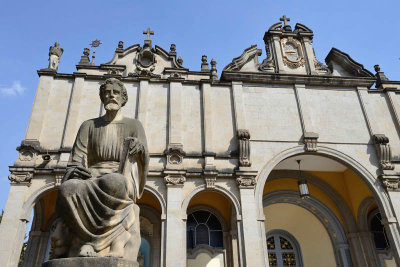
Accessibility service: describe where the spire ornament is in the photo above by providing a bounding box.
[89,39,102,66]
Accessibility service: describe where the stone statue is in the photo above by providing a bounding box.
[48,42,64,71]
[49,78,149,265]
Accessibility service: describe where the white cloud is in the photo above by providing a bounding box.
[0,81,26,96]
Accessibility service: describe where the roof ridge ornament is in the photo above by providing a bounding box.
[89,39,102,66]
[143,28,154,47]
[280,15,292,32]
[143,28,154,41]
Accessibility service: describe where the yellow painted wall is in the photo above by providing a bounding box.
[264,203,336,267]
[343,169,374,224]
[307,170,373,224]
[187,252,224,267]
[137,190,162,214]
[263,178,345,228]
[188,191,231,229]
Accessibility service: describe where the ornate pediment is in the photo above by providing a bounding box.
[76,29,187,79]
[222,16,331,78]
[325,48,374,78]
[104,42,186,78]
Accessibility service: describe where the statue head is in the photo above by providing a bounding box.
[99,78,128,111]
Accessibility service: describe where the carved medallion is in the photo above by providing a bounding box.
[280,37,305,68]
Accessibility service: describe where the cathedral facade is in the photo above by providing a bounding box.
[1,17,400,267]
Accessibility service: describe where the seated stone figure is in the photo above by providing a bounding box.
[51,78,149,261]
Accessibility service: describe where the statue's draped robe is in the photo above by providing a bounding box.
[57,117,149,252]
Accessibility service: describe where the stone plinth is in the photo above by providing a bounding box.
[42,257,139,267]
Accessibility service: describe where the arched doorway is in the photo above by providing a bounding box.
[22,189,58,267]
[255,150,400,267]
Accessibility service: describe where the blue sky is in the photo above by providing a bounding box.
[0,0,399,212]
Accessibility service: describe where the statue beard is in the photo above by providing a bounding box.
[105,102,121,111]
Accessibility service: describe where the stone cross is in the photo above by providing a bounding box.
[143,28,154,41]
[280,15,290,27]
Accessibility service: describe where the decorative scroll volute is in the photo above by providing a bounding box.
[373,134,394,170]
[237,129,251,167]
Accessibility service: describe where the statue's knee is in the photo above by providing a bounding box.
[59,179,83,198]
[97,174,127,198]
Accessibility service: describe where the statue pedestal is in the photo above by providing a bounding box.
[43,257,139,267]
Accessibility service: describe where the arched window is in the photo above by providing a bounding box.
[187,210,223,249]
[138,237,150,267]
[369,211,390,250]
[266,230,303,267]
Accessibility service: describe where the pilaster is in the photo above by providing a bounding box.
[231,81,247,130]
[238,187,266,267]
[164,172,186,267]
[386,91,400,132]
[137,80,149,125]
[272,36,284,73]
[0,185,30,267]
[25,74,54,141]
[293,84,308,135]
[60,73,86,149]
[168,81,183,146]
[202,82,213,153]
[236,169,265,267]
[302,37,317,75]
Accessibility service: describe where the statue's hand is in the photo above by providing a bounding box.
[125,137,144,155]
[63,166,92,182]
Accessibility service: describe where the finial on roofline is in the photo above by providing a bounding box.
[169,44,176,56]
[78,48,90,65]
[201,55,209,72]
[89,39,102,66]
[374,64,389,88]
[210,58,218,80]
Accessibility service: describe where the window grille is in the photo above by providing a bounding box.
[266,230,303,267]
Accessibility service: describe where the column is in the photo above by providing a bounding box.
[164,175,186,267]
[0,185,30,267]
[22,231,49,267]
